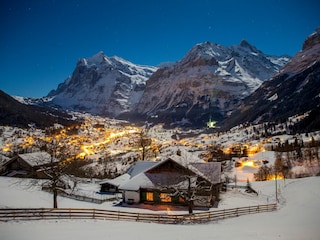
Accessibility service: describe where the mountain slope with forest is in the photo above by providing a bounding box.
[222,29,320,132]
[0,90,77,129]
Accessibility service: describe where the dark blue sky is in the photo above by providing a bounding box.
[1,0,319,97]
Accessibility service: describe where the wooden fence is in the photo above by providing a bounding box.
[57,192,118,204]
[0,204,277,224]
[42,187,119,204]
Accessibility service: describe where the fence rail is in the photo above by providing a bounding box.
[0,204,277,224]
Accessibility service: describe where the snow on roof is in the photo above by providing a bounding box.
[17,152,56,167]
[127,161,158,178]
[190,162,221,184]
[119,172,152,191]
[99,173,130,187]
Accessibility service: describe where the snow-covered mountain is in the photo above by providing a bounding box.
[17,40,289,127]
[222,28,320,131]
[135,40,289,125]
[47,52,157,117]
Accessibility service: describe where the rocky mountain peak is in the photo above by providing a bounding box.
[278,28,320,76]
[135,40,289,126]
[86,51,106,65]
[47,52,157,117]
[184,41,230,61]
[223,29,320,131]
[239,40,258,52]
[302,27,320,51]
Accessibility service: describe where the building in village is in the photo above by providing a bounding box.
[100,158,221,209]
[0,151,57,178]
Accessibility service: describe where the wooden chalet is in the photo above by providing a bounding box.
[119,158,221,208]
[1,151,57,178]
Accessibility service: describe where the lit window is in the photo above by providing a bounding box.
[160,193,172,203]
[146,192,153,201]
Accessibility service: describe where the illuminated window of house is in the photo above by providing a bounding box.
[179,196,185,203]
[146,192,154,201]
[160,193,172,203]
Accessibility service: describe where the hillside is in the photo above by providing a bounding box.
[0,90,77,129]
[222,29,320,132]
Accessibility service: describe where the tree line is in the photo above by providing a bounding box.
[255,137,320,181]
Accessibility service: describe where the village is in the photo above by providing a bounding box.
[0,112,319,213]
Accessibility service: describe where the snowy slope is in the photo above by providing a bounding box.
[0,176,319,240]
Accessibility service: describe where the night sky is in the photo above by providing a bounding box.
[1,0,319,97]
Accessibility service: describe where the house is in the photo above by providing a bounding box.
[1,151,58,178]
[118,158,221,208]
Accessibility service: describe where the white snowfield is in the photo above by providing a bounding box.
[0,176,319,240]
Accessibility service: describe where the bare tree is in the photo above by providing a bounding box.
[254,164,273,181]
[173,175,214,214]
[138,128,152,161]
[37,138,75,208]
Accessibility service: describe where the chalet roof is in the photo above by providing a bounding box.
[127,161,158,178]
[99,173,130,187]
[189,162,221,184]
[119,172,152,191]
[100,161,158,188]
[17,152,57,167]
[0,154,11,167]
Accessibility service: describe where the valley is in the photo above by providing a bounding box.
[1,111,319,182]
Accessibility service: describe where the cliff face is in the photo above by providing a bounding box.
[48,52,157,117]
[135,41,288,126]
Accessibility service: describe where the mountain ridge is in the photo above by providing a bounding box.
[221,29,320,132]
[134,40,289,126]
[0,90,77,129]
[10,38,297,129]
[47,52,157,117]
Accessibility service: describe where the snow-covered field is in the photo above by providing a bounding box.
[0,176,319,240]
